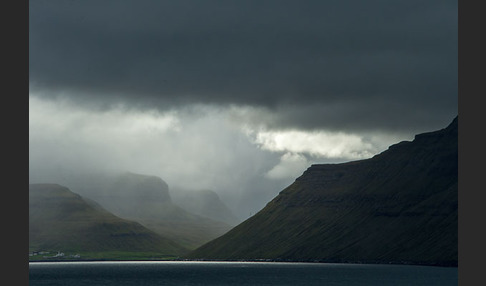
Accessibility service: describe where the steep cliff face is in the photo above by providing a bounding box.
[188,117,458,266]
[90,172,173,219]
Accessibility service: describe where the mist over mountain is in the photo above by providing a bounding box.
[68,172,234,249]
[29,183,187,256]
[85,172,173,219]
[171,188,241,226]
[188,117,458,266]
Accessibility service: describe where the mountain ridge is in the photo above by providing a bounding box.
[187,116,458,266]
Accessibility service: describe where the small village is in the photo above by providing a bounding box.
[29,250,81,260]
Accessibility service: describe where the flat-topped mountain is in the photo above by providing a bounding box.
[89,172,174,220]
[29,183,187,256]
[77,172,233,249]
[188,117,458,266]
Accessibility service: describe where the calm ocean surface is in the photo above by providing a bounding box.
[29,261,457,286]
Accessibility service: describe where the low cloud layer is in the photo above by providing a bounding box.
[29,1,457,218]
[253,130,375,159]
[29,95,410,218]
[265,153,310,180]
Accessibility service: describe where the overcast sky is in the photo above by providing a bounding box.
[29,0,457,219]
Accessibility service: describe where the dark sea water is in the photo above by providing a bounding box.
[29,261,457,286]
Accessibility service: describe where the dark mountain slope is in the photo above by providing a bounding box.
[188,117,458,266]
[29,183,188,256]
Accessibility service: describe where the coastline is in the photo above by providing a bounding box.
[29,258,458,268]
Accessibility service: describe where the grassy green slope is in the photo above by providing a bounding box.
[29,184,188,256]
[188,117,458,266]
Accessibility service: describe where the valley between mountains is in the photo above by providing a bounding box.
[29,117,457,266]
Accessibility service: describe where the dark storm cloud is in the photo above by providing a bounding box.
[29,0,457,132]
